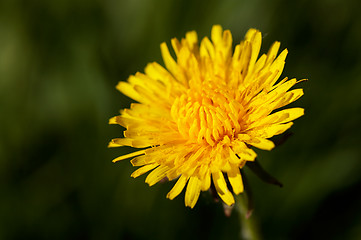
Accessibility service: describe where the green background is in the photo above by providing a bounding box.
[1,0,361,239]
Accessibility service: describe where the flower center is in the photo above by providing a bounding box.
[171,82,246,146]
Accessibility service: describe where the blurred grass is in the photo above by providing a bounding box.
[1,0,361,239]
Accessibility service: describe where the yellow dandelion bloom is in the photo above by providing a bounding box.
[109,25,304,208]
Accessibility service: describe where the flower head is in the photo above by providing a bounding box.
[109,25,304,208]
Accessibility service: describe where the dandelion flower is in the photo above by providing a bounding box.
[109,25,304,208]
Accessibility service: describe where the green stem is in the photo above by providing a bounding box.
[235,194,261,240]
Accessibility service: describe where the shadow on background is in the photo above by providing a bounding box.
[1,0,361,239]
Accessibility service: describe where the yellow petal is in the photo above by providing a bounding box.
[288,88,304,103]
[246,29,262,73]
[238,148,257,162]
[254,54,267,73]
[273,88,304,110]
[239,41,252,77]
[279,108,304,124]
[160,42,177,74]
[130,155,148,166]
[131,139,153,148]
[167,175,188,200]
[245,28,258,41]
[108,138,133,148]
[144,62,177,88]
[212,171,235,206]
[227,167,244,195]
[128,74,168,101]
[145,165,169,186]
[229,147,243,165]
[109,116,119,124]
[232,44,241,63]
[269,49,288,86]
[248,137,275,151]
[237,134,251,142]
[181,147,206,174]
[252,122,294,138]
[171,38,181,56]
[268,122,293,136]
[185,31,198,50]
[222,30,233,51]
[185,176,201,208]
[211,25,223,45]
[112,150,146,163]
[200,37,215,59]
[201,171,211,191]
[131,163,159,178]
[160,42,186,84]
[272,78,296,92]
[252,107,304,127]
[265,41,281,66]
[116,81,143,103]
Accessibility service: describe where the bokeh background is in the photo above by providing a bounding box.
[1,0,361,239]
